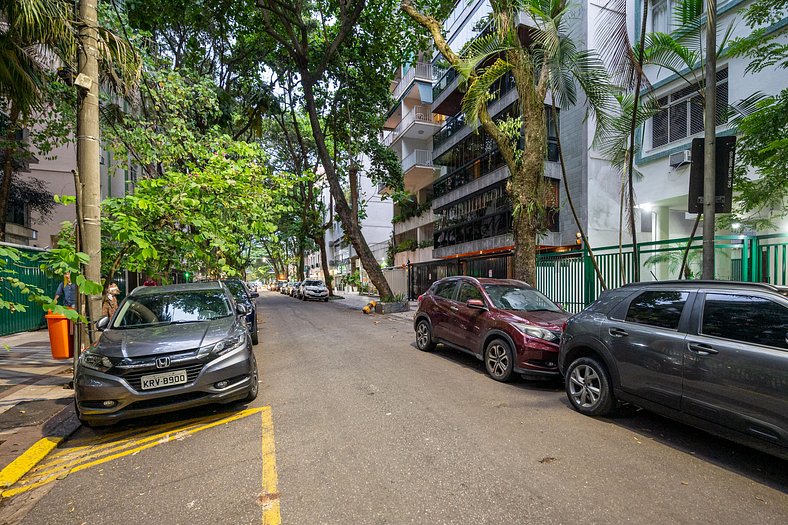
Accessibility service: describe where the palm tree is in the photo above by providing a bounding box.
[0,0,74,241]
[402,0,614,286]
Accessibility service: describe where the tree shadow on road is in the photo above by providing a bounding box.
[557,395,788,493]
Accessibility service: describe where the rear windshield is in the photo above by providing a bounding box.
[222,280,250,303]
[304,280,324,286]
[113,290,232,328]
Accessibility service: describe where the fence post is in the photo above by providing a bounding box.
[583,244,594,307]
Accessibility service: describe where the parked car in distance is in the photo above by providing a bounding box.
[289,281,301,297]
[414,277,569,382]
[221,278,259,345]
[301,279,329,301]
[74,282,258,426]
[559,280,788,459]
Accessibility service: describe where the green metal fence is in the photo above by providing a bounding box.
[1,246,61,336]
[536,233,788,313]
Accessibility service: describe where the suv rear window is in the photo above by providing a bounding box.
[625,290,688,329]
[304,280,323,286]
[702,293,788,349]
[433,280,457,300]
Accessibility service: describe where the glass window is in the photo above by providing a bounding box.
[457,283,483,303]
[702,293,788,349]
[114,290,232,328]
[222,280,251,305]
[625,290,688,329]
[433,280,457,300]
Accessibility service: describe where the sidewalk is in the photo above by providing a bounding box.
[329,292,418,323]
[0,330,76,474]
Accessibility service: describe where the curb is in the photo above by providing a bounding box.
[0,402,80,495]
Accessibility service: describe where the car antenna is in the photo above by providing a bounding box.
[650,271,659,281]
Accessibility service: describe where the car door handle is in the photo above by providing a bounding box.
[609,328,628,337]
[688,343,719,356]
[450,306,459,311]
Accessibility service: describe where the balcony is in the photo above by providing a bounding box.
[392,63,432,102]
[394,209,435,236]
[382,106,444,147]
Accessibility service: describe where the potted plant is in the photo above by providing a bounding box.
[375,293,409,314]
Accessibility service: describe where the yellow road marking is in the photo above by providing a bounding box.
[0,437,63,489]
[261,406,281,525]
[2,407,265,498]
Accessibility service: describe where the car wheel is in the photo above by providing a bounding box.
[415,319,436,352]
[251,319,259,346]
[243,355,259,403]
[565,356,615,416]
[323,298,328,302]
[484,338,514,382]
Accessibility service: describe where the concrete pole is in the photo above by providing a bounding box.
[78,0,103,342]
[702,0,717,279]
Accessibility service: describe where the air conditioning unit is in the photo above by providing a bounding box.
[669,149,692,168]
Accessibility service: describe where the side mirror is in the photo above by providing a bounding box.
[236,304,250,315]
[250,292,259,298]
[96,316,110,331]
[467,299,487,310]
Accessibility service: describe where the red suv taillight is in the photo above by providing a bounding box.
[561,321,568,332]
[417,294,425,302]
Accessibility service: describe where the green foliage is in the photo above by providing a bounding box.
[395,239,418,253]
[728,0,788,74]
[721,90,788,231]
[392,194,432,224]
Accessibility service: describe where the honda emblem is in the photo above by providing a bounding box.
[155,356,171,369]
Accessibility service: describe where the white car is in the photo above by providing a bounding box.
[301,280,329,301]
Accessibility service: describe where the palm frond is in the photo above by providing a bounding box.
[456,33,512,80]
[461,58,512,128]
[594,0,640,89]
[643,31,700,76]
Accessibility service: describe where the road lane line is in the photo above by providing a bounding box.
[261,406,281,525]
[0,437,63,489]
[2,407,265,498]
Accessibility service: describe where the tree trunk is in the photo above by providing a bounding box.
[315,233,334,296]
[296,237,305,281]
[300,79,393,298]
[78,0,102,342]
[0,105,21,242]
[349,162,359,276]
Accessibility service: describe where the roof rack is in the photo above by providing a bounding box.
[622,280,783,292]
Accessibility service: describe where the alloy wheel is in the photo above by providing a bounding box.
[486,343,510,378]
[568,364,601,408]
[416,322,429,349]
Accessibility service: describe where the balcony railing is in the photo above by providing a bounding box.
[382,105,444,147]
[392,63,432,101]
[402,149,433,172]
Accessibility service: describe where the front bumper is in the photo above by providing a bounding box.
[510,331,561,377]
[303,290,328,300]
[75,346,255,424]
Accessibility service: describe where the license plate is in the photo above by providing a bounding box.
[140,370,188,390]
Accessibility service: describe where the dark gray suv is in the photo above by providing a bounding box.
[559,281,788,459]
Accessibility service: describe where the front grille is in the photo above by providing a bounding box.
[114,362,205,391]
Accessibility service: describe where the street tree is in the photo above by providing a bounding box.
[254,0,416,299]
[402,0,612,285]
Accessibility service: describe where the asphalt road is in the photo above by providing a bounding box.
[3,291,787,524]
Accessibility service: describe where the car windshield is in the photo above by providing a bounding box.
[304,280,324,286]
[222,280,250,304]
[113,290,232,328]
[483,285,562,312]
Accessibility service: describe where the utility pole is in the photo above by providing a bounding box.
[702,0,717,279]
[77,0,102,342]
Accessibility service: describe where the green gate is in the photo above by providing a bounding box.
[1,246,62,336]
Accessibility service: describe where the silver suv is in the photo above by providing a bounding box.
[559,281,788,459]
[300,280,329,301]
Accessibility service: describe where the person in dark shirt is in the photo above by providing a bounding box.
[54,272,78,308]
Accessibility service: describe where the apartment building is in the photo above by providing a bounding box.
[383,60,444,268]
[633,0,787,248]
[388,0,621,295]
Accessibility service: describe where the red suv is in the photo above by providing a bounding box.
[414,277,570,381]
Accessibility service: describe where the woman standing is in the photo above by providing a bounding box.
[102,282,121,319]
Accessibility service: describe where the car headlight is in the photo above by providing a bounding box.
[80,351,113,372]
[198,333,247,358]
[512,323,559,342]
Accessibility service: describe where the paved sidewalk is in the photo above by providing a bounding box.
[0,330,75,472]
[328,292,417,323]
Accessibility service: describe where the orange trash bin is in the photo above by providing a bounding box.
[45,311,73,359]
